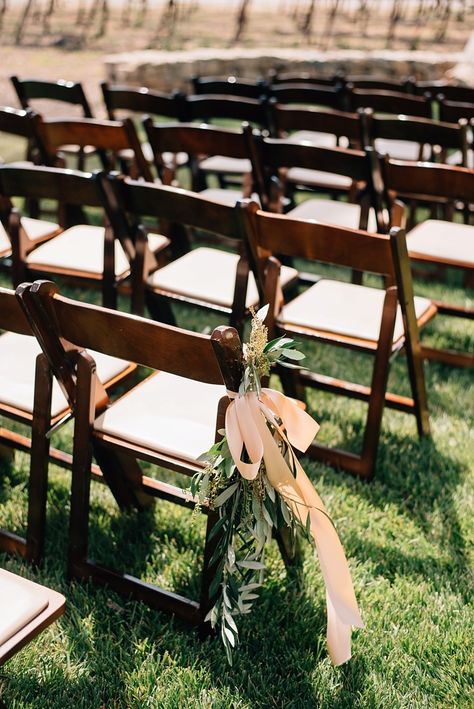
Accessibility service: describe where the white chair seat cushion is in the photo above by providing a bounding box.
[0,569,49,647]
[198,188,261,207]
[280,279,432,342]
[290,130,339,148]
[94,371,225,462]
[374,138,430,162]
[0,332,131,417]
[288,198,378,232]
[286,167,353,189]
[26,225,130,276]
[407,219,474,267]
[198,156,251,174]
[147,232,170,252]
[147,246,297,308]
[0,218,60,257]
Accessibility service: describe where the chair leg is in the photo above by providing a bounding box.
[26,355,53,566]
[360,288,399,478]
[145,291,176,325]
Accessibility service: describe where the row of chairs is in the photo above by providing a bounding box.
[0,197,432,610]
[9,74,474,132]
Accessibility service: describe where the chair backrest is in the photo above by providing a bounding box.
[101,172,246,247]
[16,280,226,412]
[33,115,154,182]
[143,120,251,184]
[269,83,348,111]
[101,82,187,121]
[269,71,340,87]
[191,75,268,100]
[382,157,474,205]
[184,94,269,128]
[349,88,432,118]
[11,76,94,118]
[345,76,410,93]
[0,106,37,140]
[414,81,474,103]
[270,102,361,144]
[438,97,474,124]
[361,110,469,165]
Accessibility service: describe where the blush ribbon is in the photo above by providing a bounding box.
[225,388,364,666]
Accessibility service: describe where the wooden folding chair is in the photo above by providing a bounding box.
[361,109,469,166]
[0,568,65,667]
[0,163,164,309]
[99,172,297,324]
[191,75,269,100]
[11,76,94,170]
[382,158,474,368]
[413,81,474,104]
[0,286,135,564]
[268,71,340,87]
[242,202,436,479]
[246,133,387,238]
[144,120,257,206]
[33,115,154,183]
[15,279,267,627]
[345,76,412,93]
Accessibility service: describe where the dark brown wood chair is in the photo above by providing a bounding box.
[268,71,340,87]
[0,568,65,667]
[10,76,95,170]
[191,75,269,100]
[0,285,135,565]
[33,115,154,183]
[345,76,412,93]
[348,88,433,119]
[98,172,297,325]
[360,109,469,166]
[0,163,166,309]
[143,120,256,206]
[382,158,474,368]
[15,279,249,628]
[241,202,435,479]
[413,81,474,104]
[246,132,387,237]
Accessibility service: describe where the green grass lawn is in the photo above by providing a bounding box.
[0,201,473,707]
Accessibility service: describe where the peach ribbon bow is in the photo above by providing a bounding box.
[225,387,364,666]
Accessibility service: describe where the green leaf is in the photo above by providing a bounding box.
[214,482,239,507]
[208,515,227,541]
[236,559,266,570]
[281,349,306,361]
[223,625,236,647]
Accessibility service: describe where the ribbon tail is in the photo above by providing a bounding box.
[261,388,320,452]
[225,399,261,480]
[254,411,363,665]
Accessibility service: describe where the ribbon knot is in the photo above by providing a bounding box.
[225,387,364,666]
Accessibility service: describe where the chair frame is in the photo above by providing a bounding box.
[348,88,433,119]
[191,75,269,100]
[16,280,296,628]
[382,157,474,369]
[242,201,435,479]
[101,82,187,122]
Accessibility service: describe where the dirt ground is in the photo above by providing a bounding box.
[0,1,472,118]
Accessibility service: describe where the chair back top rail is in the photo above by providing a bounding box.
[0,163,102,207]
[144,120,250,160]
[10,76,93,117]
[270,103,361,141]
[349,89,432,118]
[17,280,224,386]
[362,111,469,151]
[101,82,186,121]
[269,83,346,110]
[242,202,396,278]
[102,173,246,241]
[0,106,37,139]
[383,158,474,203]
[439,98,474,124]
[184,94,269,125]
[191,75,268,100]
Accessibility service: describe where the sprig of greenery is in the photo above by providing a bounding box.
[192,305,308,663]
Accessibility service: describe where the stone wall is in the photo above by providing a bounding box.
[104,47,464,92]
